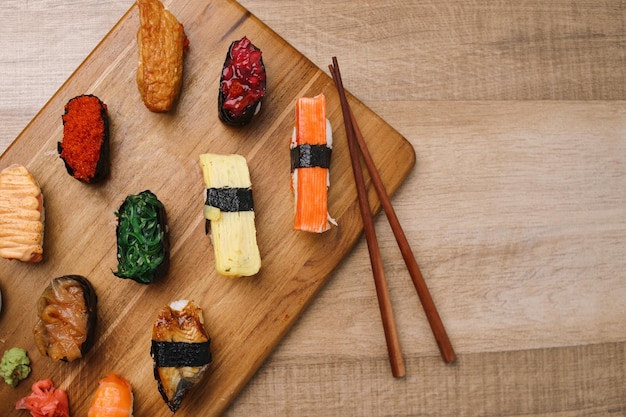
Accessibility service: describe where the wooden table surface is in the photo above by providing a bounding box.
[1,1,624,416]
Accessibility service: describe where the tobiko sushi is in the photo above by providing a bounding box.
[58,94,110,183]
[199,153,261,277]
[291,93,336,233]
[0,164,44,262]
[88,372,134,417]
[32,275,98,362]
[151,300,212,413]
[114,190,169,284]
[218,36,266,126]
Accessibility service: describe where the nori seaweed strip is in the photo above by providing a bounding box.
[58,94,110,183]
[205,187,254,212]
[290,144,332,172]
[151,341,212,368]
[114,190,169,284]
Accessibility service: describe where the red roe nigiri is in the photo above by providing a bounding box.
[58,94,110,183]
[88,372,133,417]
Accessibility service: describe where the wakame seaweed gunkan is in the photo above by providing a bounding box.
[114,190,169,284]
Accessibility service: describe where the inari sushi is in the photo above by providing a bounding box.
[88,372,133,417]
[290,93,336,233]
[32,275,98,362]
[0,164,44,262]
[199,153,261,277]
[58,94,110,183]
[114,190,169,284]
[218,36,266,126]
[151,300,212,413]
[136,0,188,112]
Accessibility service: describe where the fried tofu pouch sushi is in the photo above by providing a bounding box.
[151,300,211,413]
[136,0,189,112]
[199,153,261,277]
[0,164,44,262]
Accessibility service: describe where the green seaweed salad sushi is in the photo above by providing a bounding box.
[114,190,169,284]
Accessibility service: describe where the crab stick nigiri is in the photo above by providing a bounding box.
[0,164,44,262]
[88,372,133,417]
[290,93,336,233]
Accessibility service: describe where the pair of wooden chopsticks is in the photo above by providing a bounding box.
[329,57,456,378]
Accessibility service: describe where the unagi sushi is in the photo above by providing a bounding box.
[0,164,44,262]
[199,153,261,277]
[218,36,266,126]
[137,0,188,112]
[32,275,98,362]
[291,93,336,233]
[114,190,169,284]
[58,94,110,183]
[151,300,212,413]
[88,372,133,417]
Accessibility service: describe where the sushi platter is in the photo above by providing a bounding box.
[0,0,414,415]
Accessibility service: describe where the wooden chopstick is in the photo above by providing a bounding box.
[329,57,457,366]
[329,59,406,378]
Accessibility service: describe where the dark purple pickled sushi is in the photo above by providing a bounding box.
[218,36,266,126]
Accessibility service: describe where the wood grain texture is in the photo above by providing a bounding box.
[0,1,414,415]
[2,1,626,416]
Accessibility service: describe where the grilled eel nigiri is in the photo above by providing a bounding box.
[0,164,44,262]
[151,300,212,413]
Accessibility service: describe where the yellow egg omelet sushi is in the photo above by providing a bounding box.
[199,153,261,277]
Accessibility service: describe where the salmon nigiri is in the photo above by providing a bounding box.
[88,372,133,417]
[290,93,336,233]
[0,164,44,262]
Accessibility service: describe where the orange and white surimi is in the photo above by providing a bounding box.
[291,94,336,233]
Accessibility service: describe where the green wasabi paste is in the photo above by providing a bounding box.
[0,347,31,387]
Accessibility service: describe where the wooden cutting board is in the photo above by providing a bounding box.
[0,0,414,415]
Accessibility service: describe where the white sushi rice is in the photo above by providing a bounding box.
[169,299,190,311]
